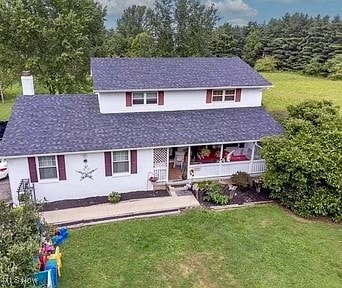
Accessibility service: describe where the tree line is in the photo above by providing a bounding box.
[0,0,341,97]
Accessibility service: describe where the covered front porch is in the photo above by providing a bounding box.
[152,141,265,183]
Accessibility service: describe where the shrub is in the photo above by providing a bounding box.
[231,172,252,189]
[303,57,325,76]
[0,199,46,287]
[269,110,289,125]
[203,182,229,205]
[108,192,121,203]
[326,54,342,80]
[262,100,342,221]
[197,180,213,190]
[254,56,278,72]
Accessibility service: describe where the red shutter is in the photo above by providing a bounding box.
[158,91,164,105]
[126,92,132,107]
[28,157,38,183]
[104,152,112,176]
[57,155,66,181]
[235,89,241,102]
[130,150,137,174]
[206,89,212,103]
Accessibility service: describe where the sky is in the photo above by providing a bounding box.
[100,0,342,28]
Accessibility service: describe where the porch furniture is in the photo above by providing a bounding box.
[174,151,185,168]
[198,149,219,163]
[224,148,249,162]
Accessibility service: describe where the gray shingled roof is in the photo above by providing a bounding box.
[0,95,283,157]
[91,57,271,91]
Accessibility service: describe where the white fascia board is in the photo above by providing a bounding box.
[2,140,260,159]
[94,85,272,93]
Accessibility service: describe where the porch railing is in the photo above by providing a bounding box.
[153,167,168,182]
[188,159,266,179]
[16,179,36,205]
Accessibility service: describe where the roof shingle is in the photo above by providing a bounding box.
[0,94,283,157]
[91,57,271,91]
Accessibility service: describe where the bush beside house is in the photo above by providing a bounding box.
[0,200,44,287]
[261,100,342,221]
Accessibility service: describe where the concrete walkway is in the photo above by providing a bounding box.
[42,186,200,226]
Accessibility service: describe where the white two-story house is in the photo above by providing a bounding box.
[0,57,283,204]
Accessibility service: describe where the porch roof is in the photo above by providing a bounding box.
[0,94,283,157]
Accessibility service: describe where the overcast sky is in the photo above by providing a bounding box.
[99,0,341,27]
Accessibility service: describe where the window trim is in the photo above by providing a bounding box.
[212,89,236,102]
[112,150,131,175]
[37,155,59,182]
[132,91,158,105]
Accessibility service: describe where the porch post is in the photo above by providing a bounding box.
[220,144,224,160]
[248,142,256,173]
[219,144,224,177]
[166,147,170,182]
[187,146,191,180]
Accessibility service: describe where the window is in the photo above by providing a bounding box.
[212,89,236,102]
[146,92,158,104]
[38,156,58,180]
[132,92,144,105]
[212,90,223,101]
[224,89,236,101]
[133,92,158,105]
[112,151,129,173]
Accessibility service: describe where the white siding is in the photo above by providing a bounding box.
[7,149,154,205]
[98,88,263,114]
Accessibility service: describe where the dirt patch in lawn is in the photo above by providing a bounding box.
[41,190,169,211]
[159,253,240,288]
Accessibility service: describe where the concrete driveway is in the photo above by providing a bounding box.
[0,177,12,204]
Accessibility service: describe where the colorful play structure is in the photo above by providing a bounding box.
[33,227,68,288]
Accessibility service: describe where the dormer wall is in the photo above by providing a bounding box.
[97,87,263,114]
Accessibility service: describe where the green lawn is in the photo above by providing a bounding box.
[0,81,48,121]
[0,85,21,121]
[60,205,342,288]
[262,72,342,111]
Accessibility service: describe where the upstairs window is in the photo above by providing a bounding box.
[212,89,236,102]
[212,90,223,102]
[133,92,158,105]
[224,89,236,101]
[132,92,144,105]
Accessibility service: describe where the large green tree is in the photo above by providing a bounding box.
[0,0,106,94]
[210,24,238,57]
[174,0,219,56]
[262,100,342,221]
[116,5,151,38]
[149,0,174,56]
[242,29,263,66]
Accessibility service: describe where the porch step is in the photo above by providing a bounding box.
[153,183,168,191]
[56,208,181,229]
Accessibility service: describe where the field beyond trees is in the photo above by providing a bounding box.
[60,206,342,288]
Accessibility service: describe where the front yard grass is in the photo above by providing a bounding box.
[60,205,342,288]
[262,72,342,111]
